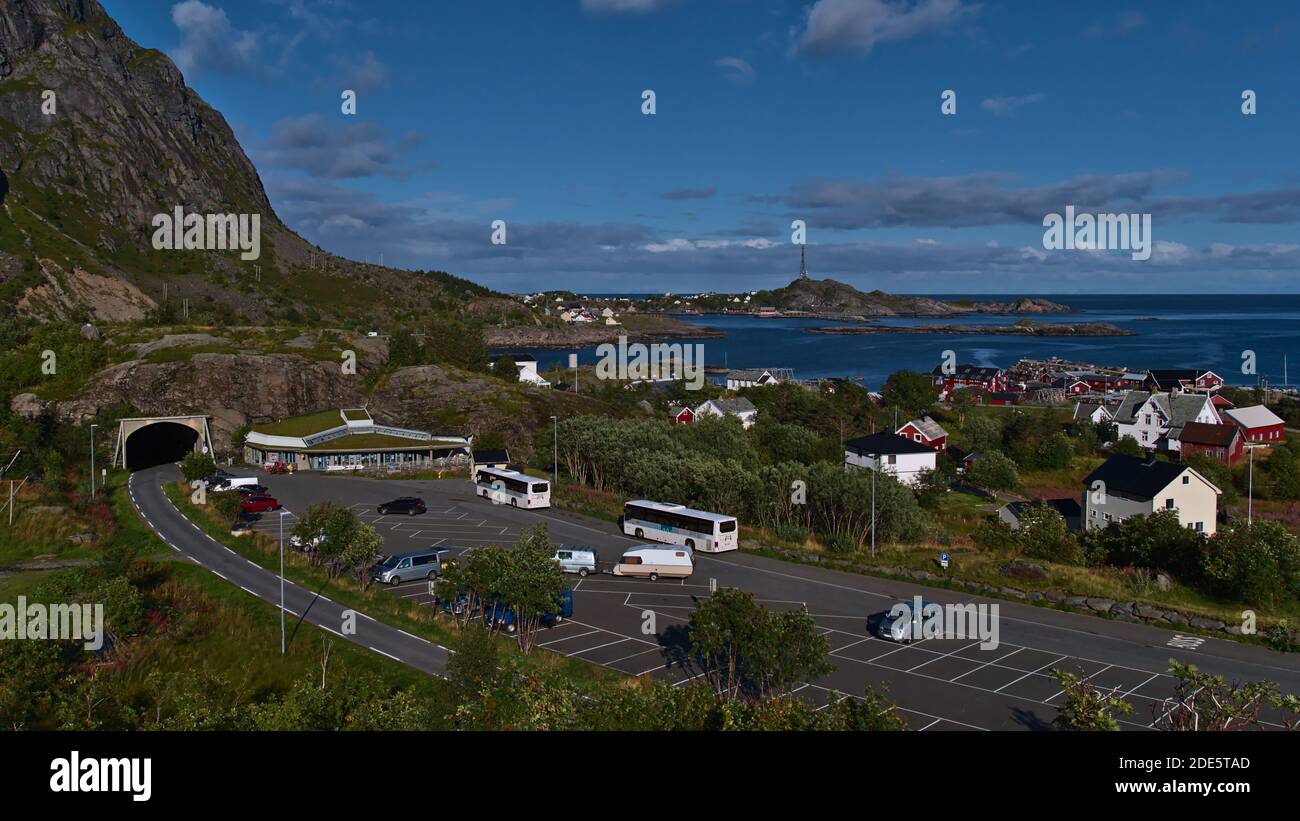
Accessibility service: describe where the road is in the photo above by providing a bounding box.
[128,466,451,675]
[132,465,1300,731]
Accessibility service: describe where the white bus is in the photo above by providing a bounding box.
[622,500,738,553]
[475,467,551,509]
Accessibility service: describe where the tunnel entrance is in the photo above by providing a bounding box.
[113,416,214,472]
[124,422,200,470]
[0,168,8,205]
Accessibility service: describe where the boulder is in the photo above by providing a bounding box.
[1189,617,1225,631]
[1154,573,1171,591]
[10,392,44,418]
[79,323,100,340]
[69,531,98,544]
[1045,590,1066,603]
[1086,597,1115,613]
[1000,559,1049,581]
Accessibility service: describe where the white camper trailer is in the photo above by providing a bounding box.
[612,545,694,581]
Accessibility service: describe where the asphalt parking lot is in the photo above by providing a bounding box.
[230,468,1300,731]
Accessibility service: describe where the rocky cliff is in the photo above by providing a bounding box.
[753,278,1071,317]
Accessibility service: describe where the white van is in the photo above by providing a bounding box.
[212,476,258,492]
[552,547,597,577]
[612,546,693,581]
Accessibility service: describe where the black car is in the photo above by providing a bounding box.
[236,484,270,496]
[378,497,427,515]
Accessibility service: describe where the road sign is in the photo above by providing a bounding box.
[939,552,950,570]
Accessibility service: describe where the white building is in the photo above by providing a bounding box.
[694,398,758,429]
[1082,453,1220,535]
[725,369,780,390]
[1072,401,1114,425]
[1113,391,1219,452]
[491,354,551,388]
[843,431,937,487]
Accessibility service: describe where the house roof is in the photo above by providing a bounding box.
[701,398,758,414]
[1082,454,1202,500]
[844,431,937,456]
[1225,405,1285,429]
[668,404,691,416]
[727,369,773,382]
[1005,498,1082,521]
[1113,391,1211,435]
[898,415,947,440]
[931,364,1003,380]
[1147,369,1220,390]
[1178,422,1241,447]
[1073,402,1112,421]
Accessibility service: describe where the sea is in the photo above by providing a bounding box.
[513,294,1300,390]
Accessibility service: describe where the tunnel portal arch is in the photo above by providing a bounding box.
[113,416,214,471]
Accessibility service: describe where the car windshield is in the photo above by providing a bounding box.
[378,555,400,570]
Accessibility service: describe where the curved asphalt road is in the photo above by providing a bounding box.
[128,465,450,676]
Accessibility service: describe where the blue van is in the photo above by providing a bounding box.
[483,590,574,634]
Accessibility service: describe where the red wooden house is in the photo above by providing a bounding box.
[895,416,948,451]
[668,405,695,425]
[931,364,1008,397]
[1224,405,1286,444]
[1178,422,1244,465]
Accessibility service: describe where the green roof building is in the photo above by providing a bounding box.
[243,408,471,472]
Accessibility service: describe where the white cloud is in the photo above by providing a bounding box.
[715,56,755,82]
[981,93,1046,116]
[794,0,977,56]
[169,0,260,76]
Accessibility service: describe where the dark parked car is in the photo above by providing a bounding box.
[378,497,426,515]
[236,484,270,496]
[240,495,282,514]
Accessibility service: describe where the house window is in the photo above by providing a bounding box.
[1182,476,1189,484]
[1194,522,1204,532]
[1141,432,1149,443]
[886,454,897,465]
[1144,414,1152,424]
[1165,499,1175,509]
[914,434,921,442]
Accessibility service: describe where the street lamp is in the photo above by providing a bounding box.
[278,509,290,655]
[550,416,558,488]
[1246,442,1267,525]
[89,424,98,498]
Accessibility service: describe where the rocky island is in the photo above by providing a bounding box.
[807,320,1133,337]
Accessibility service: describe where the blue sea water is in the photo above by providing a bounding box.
[512,294,1300,390]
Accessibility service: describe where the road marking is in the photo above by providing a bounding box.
[369,646,401,661]
[993,655,1068,693]
[1167,634,1205,650]
[567,637,631,657]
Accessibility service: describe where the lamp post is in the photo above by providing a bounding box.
[550,416,558,488]
[89,424,98,498]
[278,510,289,655]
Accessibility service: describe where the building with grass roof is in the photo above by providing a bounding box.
[243,408,472,472]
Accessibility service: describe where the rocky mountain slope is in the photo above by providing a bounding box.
[0,0,512,325]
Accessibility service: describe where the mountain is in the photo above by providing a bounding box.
[0,0,514,325]
[751,278,1071,317]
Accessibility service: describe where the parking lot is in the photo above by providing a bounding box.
[229,469,1299,731]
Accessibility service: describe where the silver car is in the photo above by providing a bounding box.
[875,600,939,643]
[373,548,448,585]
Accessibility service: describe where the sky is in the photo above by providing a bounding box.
[102,0,1300,294]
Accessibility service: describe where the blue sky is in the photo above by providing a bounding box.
[103,0,1300,293]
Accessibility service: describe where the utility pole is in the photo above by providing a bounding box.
[550,416,558,488]
[89,424,97,498]
[871,455,877,559]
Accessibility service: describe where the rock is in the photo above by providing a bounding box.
[80,323,100,340]
[69,532,98,545]
[1045,591,1066,603]
[909,570,934,581]
[1165,611,1189,626]
[1029,591,1044,602]
[998,587,1027,599]
[27,505,65,515]
[1086,597,1115,613]
[1066,596,1089,608]
[1000,559,1049,581]
[1135,604,1164,620]
[10,392,44,419]
[1224,625,1244,636]
[1109,604,1137,621]
[1154,573,1171,591]
[1189,617,1225,631]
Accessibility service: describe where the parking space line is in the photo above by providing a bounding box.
[906,639,985,673]
[540,630,602,647]
[950,647,1021,682]
[567,637,631,657]
[994,656,1068,694]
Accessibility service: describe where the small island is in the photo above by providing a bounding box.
[806,320,1134,337]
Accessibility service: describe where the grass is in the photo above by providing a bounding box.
[165,482,618,688]
[251,409,346,437]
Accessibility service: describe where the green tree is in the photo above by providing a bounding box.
[1050,668,1133,730]
[1154,661,1277,731]
[1113,435,1143,457]
[180,450,216,482]
[967,449,1020,491]
[881,370,939,418]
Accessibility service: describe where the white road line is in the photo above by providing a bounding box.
[540,629,602,647]
[369,646,401,662]
[950,647,1022,682]
[567,637,631,657]
[907,639,985,673]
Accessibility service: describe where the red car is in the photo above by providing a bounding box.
[240,495,282,513]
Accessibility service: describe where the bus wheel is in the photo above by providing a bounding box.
[511,498,517,507]
[649,572,659,582]
[635,528,644,538]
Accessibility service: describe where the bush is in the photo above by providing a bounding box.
[826,533,857,554]
[967,450,1020,491]
[181,451,216,483]
[971,515,1015,551]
